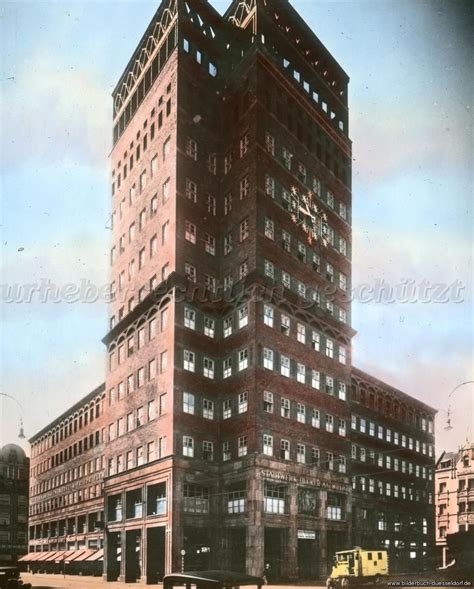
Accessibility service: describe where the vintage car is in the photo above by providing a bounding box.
[0,566,32,589]
[163,570,265,589]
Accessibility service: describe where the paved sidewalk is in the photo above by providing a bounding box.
[21,573,325,589]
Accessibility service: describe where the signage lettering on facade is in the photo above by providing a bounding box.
[258,469,349,492]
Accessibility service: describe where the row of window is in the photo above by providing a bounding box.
[32,430,102,478]
[30,484,103,516]
[352,476,432,504]
[264,130,349,221]
[107,436,167,476]
[30,511,103,539]
[31,400,103,457]
[107,395,166,442]
[352,445,434,481]
[31,456,104,499]
[181,346,348,393]
[261,259,348,324]
[182,390,347,435]
[351,415,435,458]
[263,173,349,260]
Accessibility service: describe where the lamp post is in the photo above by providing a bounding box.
[0,392,26,439]
[444,381,474,431]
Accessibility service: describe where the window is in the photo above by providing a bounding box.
[186,137,197,160]
[223,357,232,379]
[140,170,147,192]
[325,338,334,358]
[339,237,347,256]
[282,271,290,289]
[185,220,196,243]
[184,263,196,282]
[223,399,232,420]
[338,455,346,473]
[238,306,249,328]
[240,176,249,199]
[205,275,216,293]
[204,317,215,338]
[185,178,197,202]
[282,147,292,169]
[312,409,320,428]
[263,348,274,370]
[263,390,274,413]
[327,493,344,520]
[297,403,306,423]
[281,398,290,419]
[297,363,306,384]
[183,436,194,457]
[203,358,215,379]
[238,436,247,457]
[183,350,195,372]
[184,307,196,329]
[184,484,209,513]
[224,192,232,214]
[339,419,346,437]
[224,233,233,255]
[227,486,246,513]
[204,233,215,255]
[240,218,249,241]
[265,175,275,198]
[311,331,320,352]
[338,383,347,401]
[280,355,290,377]
[239,134,249,157]
[162,178,170,203]
[297,323,306,344]
[224,153,232,174]
[264,483,287,514]
[326,414,334,433]
[281,314,290,335]
[223,317,233,338]
[265,132,275,155]
[264,260,274,278]
[263,434,273,456]
[238,349,249,371]
[183,392,195,414]
[265,218,274,239]
[297,444,306,464]
[280,440,290,460]
[239,260,249,279]
[202,441,213,461]
[263,305,274,327]
[223,441,231,462]
[339,202,347,219]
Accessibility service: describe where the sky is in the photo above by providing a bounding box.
[1,0,472,455]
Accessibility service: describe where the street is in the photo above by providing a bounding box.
[19,574,326,589]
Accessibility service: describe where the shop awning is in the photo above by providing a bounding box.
[42,551,64,562]
[36,551,59,561]
[18,552,41,562]
[86,548,104,561]
[64,549,89,563]
[70,549,95,562]
[54,550,76,563]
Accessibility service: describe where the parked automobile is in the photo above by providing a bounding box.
[0,566,32,589]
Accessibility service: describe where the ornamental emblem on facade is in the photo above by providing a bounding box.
[289,186,329,246]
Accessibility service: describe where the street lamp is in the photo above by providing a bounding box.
[0,392,26,439]
[444,381,474,431]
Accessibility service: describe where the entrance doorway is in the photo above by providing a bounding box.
[264,528,283,580]
[125,529,141,582]
[147,527,165,583]
[298,538,318,579]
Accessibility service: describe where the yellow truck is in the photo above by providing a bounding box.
[327,548,389,588]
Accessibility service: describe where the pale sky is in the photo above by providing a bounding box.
[1,0,473,454]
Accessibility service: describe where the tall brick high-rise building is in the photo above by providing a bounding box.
[103,0,352,581]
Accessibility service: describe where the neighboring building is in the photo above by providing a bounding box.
[350,368,436,573]
[26,384,106,572]
[103,0,352,582]
[0,444,29,565]
[435,441,474,567]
